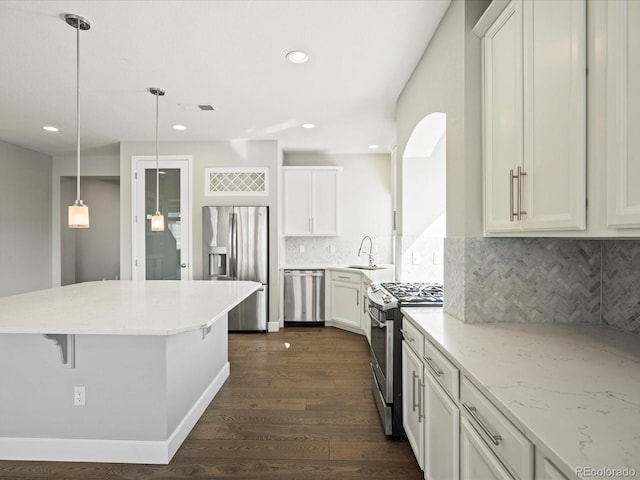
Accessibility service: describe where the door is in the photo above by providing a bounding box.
[425,371,460,480]
[402,341,424,469]
[483,0,523,232]
[133,156,191,280]
[283,169,311,234]
[461,417,513,480]
[228,206,268,331]
[523,0,586,230]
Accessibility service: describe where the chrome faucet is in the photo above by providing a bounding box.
[357,235,375,267]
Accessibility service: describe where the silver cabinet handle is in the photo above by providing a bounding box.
[462,402,502,446]
[400,329,414,343]
[356,290,359,306]
[412,371,419,412]
[363,293,367,314]
[423,355,443,377]
[418,378,424,423]
[517,166,527,220]
[510,169,517,222]
[337,275,351,280]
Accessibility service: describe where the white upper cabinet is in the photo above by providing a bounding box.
[607,0,640,227]
[480,0,586,234]
[282,167,341,236]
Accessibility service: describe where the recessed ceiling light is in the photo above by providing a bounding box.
[43,126,59,132]
[286,50,309,64]
[301,123,315,129]
[369,144,380,149]
[172,124,187,131]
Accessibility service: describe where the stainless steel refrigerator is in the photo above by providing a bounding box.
[203,206,268,331]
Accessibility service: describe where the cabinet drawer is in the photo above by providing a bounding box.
[330,270,360,284]
[401,318,424,358]
[461,377,533,480]
[423,338,459,401]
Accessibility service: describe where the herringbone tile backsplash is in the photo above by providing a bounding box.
[444,237,640,336]
[602,241,640,335]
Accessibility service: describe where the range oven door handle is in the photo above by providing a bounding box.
[368,309,386,329]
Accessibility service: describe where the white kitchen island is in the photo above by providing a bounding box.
[0,280,260,464]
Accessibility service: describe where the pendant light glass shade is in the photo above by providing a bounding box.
[69,200,90,229]
[149,87,165,232]
[150,212,165,232]
[66,14,91,229]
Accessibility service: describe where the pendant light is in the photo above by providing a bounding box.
[66,14,91,229]
[149,88,165,232]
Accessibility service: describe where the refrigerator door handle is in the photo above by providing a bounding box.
[230,212,238,279]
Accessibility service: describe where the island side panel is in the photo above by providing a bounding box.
[0,333,167,442]
[165,313,229,439]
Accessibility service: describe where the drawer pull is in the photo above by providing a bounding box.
[462,402,502,446]
[337,275,351,280]
[400,329,414,342]
[412,371,419,412]
[423,355,443,377]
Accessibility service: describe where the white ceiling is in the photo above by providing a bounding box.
[0,0,450,157]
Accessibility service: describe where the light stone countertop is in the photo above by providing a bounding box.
[0,280,261,335]
[401,307,640,479]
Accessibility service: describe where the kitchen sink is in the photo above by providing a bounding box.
[347,265,386,270]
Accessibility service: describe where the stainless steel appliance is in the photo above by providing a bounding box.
[368,282,443,436]
[283,270,325,325]
[203,206,268,331]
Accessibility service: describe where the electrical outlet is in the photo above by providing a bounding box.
[329,245,336,254]
[74,386,86,406]
[299,245,305,253]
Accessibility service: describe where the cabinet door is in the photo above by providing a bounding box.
[402,341,424,470]
[330,281,361,329]
[483,1,523,233]
[461,417,513,480]
[523,0,586,230]
[607,0,640,227]
[425,372,459,480]
[311,170,339,235]
[283,170,311,235]
[361,280,371,345]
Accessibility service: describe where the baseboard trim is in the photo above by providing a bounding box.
[0,362,230,464]
[267,321,280,332]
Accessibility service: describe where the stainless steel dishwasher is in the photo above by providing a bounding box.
[283,270,325,325]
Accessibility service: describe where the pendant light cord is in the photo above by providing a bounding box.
[76,23,81,203]
[155,90,160,214]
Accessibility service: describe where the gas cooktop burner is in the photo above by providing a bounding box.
[381,282,443,306]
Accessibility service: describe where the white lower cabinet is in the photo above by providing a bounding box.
[328,271,362,331]
[361,278,371,344]
[461,417,514,480]
[402,340,425,469]
[425,371,459,480]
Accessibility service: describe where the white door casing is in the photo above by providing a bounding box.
[131,155,192,281]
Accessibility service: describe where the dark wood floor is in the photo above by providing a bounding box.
[0,327,422,479]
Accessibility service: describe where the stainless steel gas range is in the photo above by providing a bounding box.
[368,282,443,436]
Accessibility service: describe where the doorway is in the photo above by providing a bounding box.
[132,156,192,280]
[399,112,446,282]
[60,176,120,285]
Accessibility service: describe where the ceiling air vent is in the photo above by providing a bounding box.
[198,105,215,111]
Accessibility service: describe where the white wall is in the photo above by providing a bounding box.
[119,140,280,326]
[0,140,52,297]
[282,153,393,266]
[52,144,121,286]
[395,0,488,239]
[60,177,120,285]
